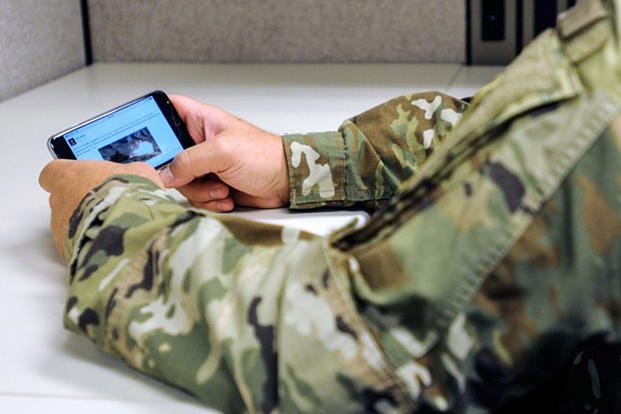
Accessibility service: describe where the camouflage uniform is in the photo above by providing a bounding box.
[61,0,621,412]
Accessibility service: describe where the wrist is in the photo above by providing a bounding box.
[276,135,291,205]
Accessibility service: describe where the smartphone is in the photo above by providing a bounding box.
[47,90,195,169]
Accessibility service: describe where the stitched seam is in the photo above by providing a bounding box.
[432,96,621,337]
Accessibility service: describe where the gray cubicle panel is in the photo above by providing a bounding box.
[87,0,465,63]
[0,1,85,102]
[469,0,577,65]
[0,0,473,103]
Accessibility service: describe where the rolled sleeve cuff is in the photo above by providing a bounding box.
[282,132,347,209]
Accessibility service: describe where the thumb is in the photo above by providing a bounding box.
[159,139,230,188]
[39,160,70,192]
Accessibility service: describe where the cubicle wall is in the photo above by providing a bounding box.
[0,0,465,102]
[0,0,85,102]
[88,0,465,63]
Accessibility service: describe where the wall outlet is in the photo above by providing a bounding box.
[468,0,576,65]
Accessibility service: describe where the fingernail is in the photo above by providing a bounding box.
[217,201,231,211]
[210,189,223,199]
[159,167,173,186]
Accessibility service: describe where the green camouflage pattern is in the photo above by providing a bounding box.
[282,92,468,209]
[64,177,410,413]
[62,0,621,412]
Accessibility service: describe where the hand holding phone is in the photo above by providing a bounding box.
[47,92,290,213]
[48,90,194,169]
[158,95,290,212]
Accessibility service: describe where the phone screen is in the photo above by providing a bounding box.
[61,95,185,168]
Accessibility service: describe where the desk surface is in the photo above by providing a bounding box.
[0,63,502,413]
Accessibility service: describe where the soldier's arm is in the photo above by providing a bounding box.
[157,94,466,213]
[62,175,409,413]
[282,91,468,209]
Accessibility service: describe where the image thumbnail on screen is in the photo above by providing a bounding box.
[98,127,162,163]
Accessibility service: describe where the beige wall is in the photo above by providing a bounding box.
[89,0,465,63]
[0,0,85,101]
[0,0,466,102]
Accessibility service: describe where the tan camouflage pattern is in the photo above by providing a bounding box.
[282,92,468,209]
[62,0,621,412]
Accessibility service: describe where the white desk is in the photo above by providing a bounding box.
[0,63,502,413]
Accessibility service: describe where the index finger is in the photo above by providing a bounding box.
[169,94,202,123]
[170,94,236,138]
[159,139,232,188]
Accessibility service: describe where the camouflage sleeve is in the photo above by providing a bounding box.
[62,175,415,413]
[282,91,468,209]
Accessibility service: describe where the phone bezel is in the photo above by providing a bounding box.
[47,90,195,170]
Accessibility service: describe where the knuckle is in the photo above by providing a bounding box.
[174,150,192,173]
[39,161,60,188]
[217,185,230,199]
[210,137,229,155]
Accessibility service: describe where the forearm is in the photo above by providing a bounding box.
[283,92,468,210]
[62,175,411,413]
